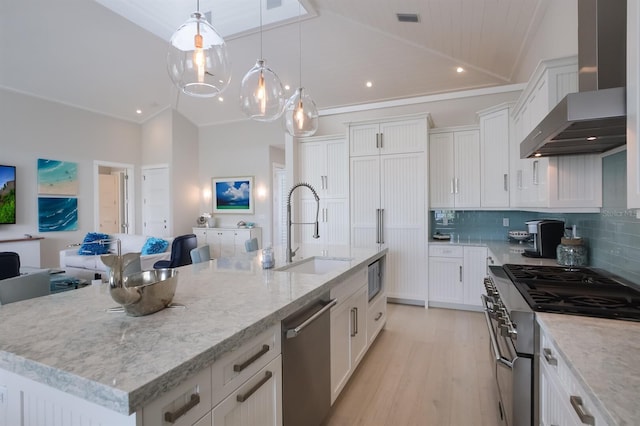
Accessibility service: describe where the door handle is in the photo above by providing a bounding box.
[379,209,385,244]
[570,396,595,426]
[350,308,357,337]
[236,371,273,403]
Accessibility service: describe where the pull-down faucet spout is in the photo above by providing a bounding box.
[286,182,320,263]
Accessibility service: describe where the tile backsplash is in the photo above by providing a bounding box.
[431,150,640,284]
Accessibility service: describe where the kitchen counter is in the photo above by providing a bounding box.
[429,239,559,266]
[0,245,386,416]
[537,313,640,425]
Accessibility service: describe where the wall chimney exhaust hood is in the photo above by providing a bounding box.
[520,0,627,158]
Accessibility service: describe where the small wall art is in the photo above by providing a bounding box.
[212,176,254,214]
[37,158,78,196]
[38,197,78,232]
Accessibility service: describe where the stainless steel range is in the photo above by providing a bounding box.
[482,263,640,426]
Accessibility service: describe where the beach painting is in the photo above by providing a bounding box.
[38,158,78,195]
[38,197,78,232]
[212,176,254,214]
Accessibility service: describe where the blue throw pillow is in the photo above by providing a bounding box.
[78,232,110,255]
[141,237,169,255]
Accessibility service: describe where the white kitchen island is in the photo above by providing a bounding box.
[0,245,387,425]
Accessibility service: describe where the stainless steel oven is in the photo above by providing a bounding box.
[483,262,640,426]
[483,266,536,426]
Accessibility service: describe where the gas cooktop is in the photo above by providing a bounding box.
[502,264,640,321]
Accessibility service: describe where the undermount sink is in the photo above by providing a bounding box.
[276,256,354,275]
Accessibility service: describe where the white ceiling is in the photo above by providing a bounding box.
[0,0,562,128]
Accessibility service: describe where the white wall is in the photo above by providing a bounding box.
[171,110,200,235]
[0,89,141,268]
[198,120,284,245]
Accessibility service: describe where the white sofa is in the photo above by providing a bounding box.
[60,233,173,280]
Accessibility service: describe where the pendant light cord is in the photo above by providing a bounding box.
[298,1,302,87]
[259,0,263,58]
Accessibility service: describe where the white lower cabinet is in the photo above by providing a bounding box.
[330,268,368,404]
[538,327,608,426]
[193,228,262,258]
[211,356,282,426]
[428,245,487,310]
[142,324,282,426]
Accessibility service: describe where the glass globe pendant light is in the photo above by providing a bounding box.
[284,4,318,137]
[284,87,318,136]
[167,1,231,98]
[239,0,285,121]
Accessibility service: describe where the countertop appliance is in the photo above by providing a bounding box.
[483,263,640,425]
[520,0,627,158]
[522,220,565,259]
[282,296,336,426]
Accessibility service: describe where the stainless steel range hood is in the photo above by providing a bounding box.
[520,0,627,158]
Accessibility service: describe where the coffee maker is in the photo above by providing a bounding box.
[522,219,565,258]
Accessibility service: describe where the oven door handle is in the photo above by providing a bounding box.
[481,295,514,369]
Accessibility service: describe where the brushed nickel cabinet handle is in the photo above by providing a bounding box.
[459,265,463,282]
[450,178,455,194]
[236,371,273,403]
[350,308,357,337]
[570,395,595,425]
[542,347,557,366]
[380,209,385,244]
[533,160,539,185]
[233,344,270,372]
[503,174,508,191]
[374,312,383,321]
[164,393,200,423]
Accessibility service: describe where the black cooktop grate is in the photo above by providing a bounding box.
[503,264,640,321]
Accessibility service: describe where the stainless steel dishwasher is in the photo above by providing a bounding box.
[282,296,336,426]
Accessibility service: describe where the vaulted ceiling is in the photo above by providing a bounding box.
[0,0,564,128]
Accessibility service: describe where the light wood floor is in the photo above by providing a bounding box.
[323,303,501,426]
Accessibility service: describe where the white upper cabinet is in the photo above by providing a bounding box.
[350,117,427,157]
[511,56,602,211]
[297,135,350,246]
[429,127,481,209]
[298,135,348,199]
[628,0,640,209]
[478,104,511,208]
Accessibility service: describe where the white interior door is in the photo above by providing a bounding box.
[98,174,120,234]
[142,166,171,237]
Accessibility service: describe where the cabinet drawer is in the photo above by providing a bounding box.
[212,324,281,406]
[330,266,367,306]
[142,365,212,426]
[540,331,608,426]
[212,355,282,426]
[429,245,463,258]
[367,293,387,345]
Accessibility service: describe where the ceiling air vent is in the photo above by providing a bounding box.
[396,13,419,23]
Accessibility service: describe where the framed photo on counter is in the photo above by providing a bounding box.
[212,176,254,214]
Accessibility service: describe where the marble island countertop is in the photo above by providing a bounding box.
[537,313,640,425]
[0,245,386,416]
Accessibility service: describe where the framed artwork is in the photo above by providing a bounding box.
[37,158,79,195]
[38,197,78,232]
[212,176,254,214]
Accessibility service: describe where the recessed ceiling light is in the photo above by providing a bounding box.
[587,136,597,141]
[218,96,224,102]
[366,81,373,88]
[534,153,542,157]
[456,67,464,73]
[284,84,290,91]
[135,109,142,114]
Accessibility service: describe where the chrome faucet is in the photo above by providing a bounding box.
[286,182,320,262]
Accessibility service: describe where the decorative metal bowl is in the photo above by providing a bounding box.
[110,269,178,317]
